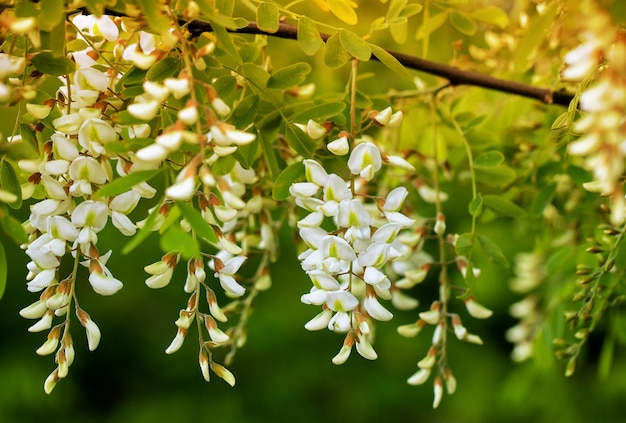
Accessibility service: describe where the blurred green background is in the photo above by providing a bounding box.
[3,1,626,422]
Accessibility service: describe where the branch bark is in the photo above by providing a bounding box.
[89,9,574,106]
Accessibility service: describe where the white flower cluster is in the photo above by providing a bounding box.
[291,140,416,363]
[562,10,626,225]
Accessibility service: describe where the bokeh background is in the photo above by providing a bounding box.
[2,1,626,422]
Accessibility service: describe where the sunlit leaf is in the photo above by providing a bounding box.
[291,102,346,122]
[136,0,171,35]
[369,43,412,80]
[267,62,312,89]
[339,30,371,61]
[39,0,64,31]
[324,33,350,68]
[96,170,161,197]
[470,6,509,29]
[389,19,408,44]
[328,0,358,25]
[257,2,280,33]
[416,11,448,40]
[298,17,324,56]
[273,162,305,201]
[513,3,557,71]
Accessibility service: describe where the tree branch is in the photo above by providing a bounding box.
[90,9,573,106]
[186,20,573,106]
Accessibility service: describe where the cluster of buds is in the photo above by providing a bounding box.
[291,137,416,363]
[561,9,626,225]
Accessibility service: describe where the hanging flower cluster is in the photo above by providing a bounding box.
[562,8,626,225]
[291,138,417,363]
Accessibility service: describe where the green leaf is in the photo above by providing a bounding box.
[474,165,516,187]
[136,0,171,35]
[416,11,448,40]
[0,241,6,301]
[482,195,527,218]
[239,63,270,92]
[298,17,324,56]
[122,201,162,254]
[31,52,75,76]
[160,224,200,260]
[0,140,38,161]
[112,111,154,125]
[286,124,316,158]
[455,233,474,257]
[256,1,280,33]
[401,4,423,17]
[368,43,413,80]
[339,30,372,61]
[387,0,407,20]
[83,0,105,16]
[273,162,305,201]
[119,66,148,87]
[231,95,259,129]
[0,160,22,209]
[474,151,505,167]
[146,57,180,82]
[477,234,509,267]
[0,213,28,245]
[41,19,66,57]
[211,21,242,65]
[176,201,218,246]
[529,183,556,218]
[39,0,65,31]
[449,11,476,35]
[468,194,484,217]
[213,75,238,98]
[389,19,408,44]
[291,102,346,122]
[324,33,350,68]
[267,62,312,89]
[513,3,557,71]
[212,155,236,176]
[259,129,281,180]
[328,0,358,25]
[470,6,509,29]
[96,170,161,197]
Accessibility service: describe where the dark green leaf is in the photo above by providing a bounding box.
[212,155,236,176]
[160,224,200,259]
[267,62,312,89]
[231,95,260,129]
[259,128,281,180]
[256,1,280,33]
[31,52,75,76]
[482,195,527,218]
[286,124,316,158]
[339,30,371,61]
[477,234,509,267]
[369,43,412,80]
[529,183,556,218]
[213,75,238,98]
[298,17,323,56]
[468,194,483,217]
[324,33,350,68]
[119,66,147,87]
[96,170,160,197]
[0,160,22,209]
[273,162,305,201]
[0,241,6,301]
[146,57,180,82]
[176,201,218,246]
[455,233,474,257]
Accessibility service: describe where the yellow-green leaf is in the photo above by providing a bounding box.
[328,0,358,25]
[176,201,218,246]
[470,6,509,29]
[160,224,200,260]
[0,241,6,301]
[257,2,280,33]
[0,160,22,209]
[31,52,75,76]
[136,0,171,35]
[267,62,312,89]
[369,43,412,80]
[455,233,474,257]
[324,33,350,68]
[339,30,371,61]
[389,19,408,44]
[416,11,448,40]
[449,11,476,36]
[146,57,180,82]
[39,0,65,31]
[96,169,161,197]
[297,17,324,56]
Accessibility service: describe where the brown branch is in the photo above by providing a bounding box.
[91,9,574,106]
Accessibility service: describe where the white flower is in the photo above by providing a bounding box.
[327,136,349,155]
[68,156,108,196]
[215,255,247,297]
[304,309,334,331]
[347,142,382,181]
[128,100,161,121]
[364,294,393,321]
[464,297,493,319]
[303,159,329,187]
[89,265,123,296]
[337,199,371,229]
